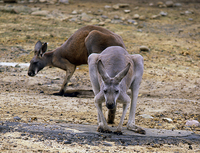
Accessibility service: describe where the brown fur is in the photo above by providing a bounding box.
[58,25,125,65]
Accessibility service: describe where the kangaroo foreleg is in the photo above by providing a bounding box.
[53,60,76,96]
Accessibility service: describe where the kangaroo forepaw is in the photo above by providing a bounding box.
[127,124,146,135]
[97,127,112,133]
[114,131,123,135]
[53,91,64,96]
[63,92,79,97]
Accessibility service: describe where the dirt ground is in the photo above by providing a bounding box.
[0,0,200,152]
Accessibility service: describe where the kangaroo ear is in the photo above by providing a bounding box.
[41,42,47,56]
[34,41,47,57]
[114,63,130,83]
[97,60,110,83]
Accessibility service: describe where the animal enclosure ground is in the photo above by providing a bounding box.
[0,0,200,152]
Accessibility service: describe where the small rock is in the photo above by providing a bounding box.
[185,10,192,15]
[157,2,164,6]
[139,15,146,21]
[139,114,153,119]
[150,15,159,19]
[14,116,21,121]
[91,19,98,23]
[114,15,120,19]
[101,15,108,19]
[81,13,92,22]
[93,9,103,16]
[149,3,154,6]
[39,0,47,2]
[174,3,182,7]
[124,9,130,13]
[160,11,168,16]
[165,1,174,7]
[111,19,122,24]
[118,3,129,8]
[140,46,150,52]
[98,22,105,26]
[69,17,78,22]
[112,5,119,10]
[105,19,111,23]
[133,14,140,19]
[127,19,136,24]
[186,120,200,127]
[31,10,50,16]
[197,54,200,58]
[59,0,69,4]
[104,5,111,9]
[188,18,193,21]
[71,10,77,15]
[63,140,72,144]
[178,29,184,33]
[102,142,112,146]
[163,118,173,123]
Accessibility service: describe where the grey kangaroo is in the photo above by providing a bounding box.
[88,46,145,135]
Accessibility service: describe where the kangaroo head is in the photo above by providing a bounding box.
[28,41,47,77]
[97,60,130,109]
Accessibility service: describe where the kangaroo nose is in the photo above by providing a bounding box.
[106,103,115,109]
[28,71,34,77]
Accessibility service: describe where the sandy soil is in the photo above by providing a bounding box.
[0,0,200,152]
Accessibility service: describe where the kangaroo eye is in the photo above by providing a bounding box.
[115,90,119,94]
[104,90,107,94]
[33,61,38,65]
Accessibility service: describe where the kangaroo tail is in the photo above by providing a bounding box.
[107,108,116,124]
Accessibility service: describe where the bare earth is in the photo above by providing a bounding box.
[0,0,200,152]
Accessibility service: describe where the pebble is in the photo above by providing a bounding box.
[59,0,69,4]
[160,11,168,16]
[174,3,182,7]
[104,5,111,9]
[124,10,130,13]
[105,19,111,23]
[98,22,105,26]
[112,5,119,10]
[140,46,150,52]
[14,116,21,121]
[133,14,140,19]
[157,2,164,6]
[81,13,92,22]
[165,1,174,7]
[186,120,200,127]
[71,10,77,15]
[111,19,122,24]
[63,140,72,144]
[39,0,46,2]
[139,114,153,119]
[139,15,146,21]
[127,19,136,24]
[118,3,129,8]
[163,118,173,123]
[151,15,159,19]
[102,142,112,146]
[31,10,50,16]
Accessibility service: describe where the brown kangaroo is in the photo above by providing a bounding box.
[28,25,126,96]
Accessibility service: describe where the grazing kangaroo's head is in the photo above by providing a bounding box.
[97,60,130,109]
[28,41,47,77]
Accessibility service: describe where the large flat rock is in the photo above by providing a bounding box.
[1,122,199,146]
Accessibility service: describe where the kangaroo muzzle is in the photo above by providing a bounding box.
[106,102,115,109]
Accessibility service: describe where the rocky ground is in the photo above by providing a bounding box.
[0,0,200,152]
